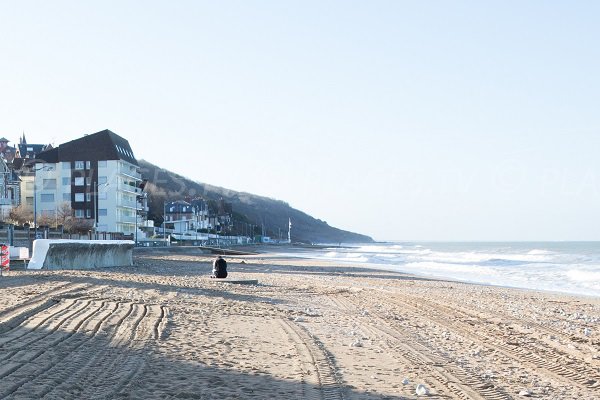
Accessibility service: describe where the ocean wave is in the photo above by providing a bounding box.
[306,243,600,297]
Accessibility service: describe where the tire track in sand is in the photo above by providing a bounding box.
[0,299,113,398]
[330,294,511,400]
[0,299,168,400]
[383,292,600,392]
[279,318,344,400]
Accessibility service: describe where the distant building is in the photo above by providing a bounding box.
[0,157,21,219]
[34,129,143,235]
[163,198,216,234]
[207,198,233,233]
[0,137,17,162]
[164,200,194,234]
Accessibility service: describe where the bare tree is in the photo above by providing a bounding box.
[56,202,73,227]
[64,217,94,234]
[8,205,33,226]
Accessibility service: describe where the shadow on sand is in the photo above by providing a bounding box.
[0,291,407,400]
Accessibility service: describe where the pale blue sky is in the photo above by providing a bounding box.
[1,1,599,240]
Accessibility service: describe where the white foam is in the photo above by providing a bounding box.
[303,243,600,297]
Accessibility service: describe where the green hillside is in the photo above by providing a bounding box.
[138,159,373,244]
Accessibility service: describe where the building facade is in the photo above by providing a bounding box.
[35,130,143,235]
[0,157,20,220]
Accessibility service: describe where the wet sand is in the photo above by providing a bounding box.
[0,251,598,399]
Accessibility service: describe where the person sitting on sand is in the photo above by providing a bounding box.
[212,256,228,278]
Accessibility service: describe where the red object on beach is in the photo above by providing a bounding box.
[0,244,9,273]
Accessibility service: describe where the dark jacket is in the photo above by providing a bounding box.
[213,257,228,278]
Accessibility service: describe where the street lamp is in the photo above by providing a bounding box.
[33,164,54,241]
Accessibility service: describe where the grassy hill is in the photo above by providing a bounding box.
[138,159,373,244]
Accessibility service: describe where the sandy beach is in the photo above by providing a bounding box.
[0,249,599,399]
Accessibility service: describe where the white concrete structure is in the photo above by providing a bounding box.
[28,239,134,269]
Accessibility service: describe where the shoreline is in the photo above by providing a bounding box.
[0,250,598,399]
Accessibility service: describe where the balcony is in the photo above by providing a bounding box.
[118,199,140,209]
[118,183,141,194]
[117,215,137,224]
[118,167,142,180]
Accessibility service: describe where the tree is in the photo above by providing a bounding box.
[145,182,168,224]
[8,205,33,226]
[36,213,56,228]
[56,202,73,227]
[64,217,94,234]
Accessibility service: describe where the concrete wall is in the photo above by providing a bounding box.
[28,239,134,270]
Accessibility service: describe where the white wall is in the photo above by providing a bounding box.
[33,159,143,234]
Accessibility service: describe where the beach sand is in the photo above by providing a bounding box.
[0,250,599,399]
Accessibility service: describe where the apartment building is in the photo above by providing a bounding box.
[34,130,143,235]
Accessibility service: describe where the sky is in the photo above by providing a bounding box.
[1,1,599,241]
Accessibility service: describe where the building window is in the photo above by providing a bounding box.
[98,160,107,168]
[74,177,84,186]
[43,179,56,190]
[75,193,84,202]
[98,176,107,184]
[86,209,91,218]
[98,209,107,216]
[75,209,84,218]
[98,192,108,200]
[86,192,91,201]
[86,161,91,169]
[26,181,34,191]
[62,177,70,186]
[86,177,92,186]
[74,161,85,170]
[26,197,33,206]
[41,194,54,203]
[62,162,70,170]
[63,193,71,201]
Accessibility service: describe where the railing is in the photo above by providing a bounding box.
[117,215,137,224]
[118,199,139,209]
[117,183,141,194]
[118,167,142,180]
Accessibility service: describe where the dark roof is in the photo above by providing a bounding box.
[166,200,193,213]
[36,129,138,165]
[36,147,59,163]
[17,143,47,159]
[190,198,207,210]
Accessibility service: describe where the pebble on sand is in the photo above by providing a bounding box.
[415,384,428,396]
[401,378,410,385]
[518,389,532,397]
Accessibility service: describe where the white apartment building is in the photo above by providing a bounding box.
[34,130,143,235]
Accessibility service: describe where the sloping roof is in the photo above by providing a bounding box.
[17,143,47,159]
[36,129,138,165]
[166,200,193,213]
[36,147,59,163]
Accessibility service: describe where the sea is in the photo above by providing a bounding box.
[286,242,600,298]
